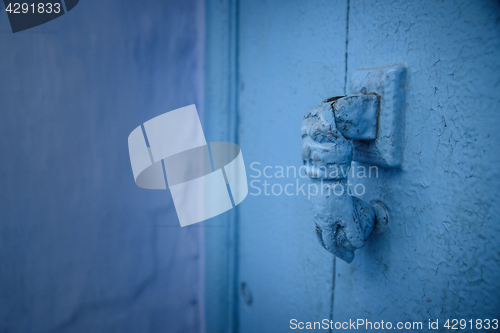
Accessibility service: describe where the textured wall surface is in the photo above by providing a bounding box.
[335,0,500,324]
[208,0,500,331]
[0,1,204,332]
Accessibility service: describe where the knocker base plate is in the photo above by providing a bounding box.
[349,65,406,168]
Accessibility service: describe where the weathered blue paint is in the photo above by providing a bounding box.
[349,65,407,168]
[301,101,375,263]
[332,94,379,141]
[335,0,500,323]
[0,1,204,332]
[205,0,500,331]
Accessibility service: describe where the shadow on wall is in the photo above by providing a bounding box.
[0,0,204,332]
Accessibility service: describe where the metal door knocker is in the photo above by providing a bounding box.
[301,65,406,262]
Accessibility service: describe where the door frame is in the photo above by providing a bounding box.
[203,0,240,332]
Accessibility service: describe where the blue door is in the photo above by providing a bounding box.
[204,0,500,332]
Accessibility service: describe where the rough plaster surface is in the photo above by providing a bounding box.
[334,0,500,324]
[229,0,500,330]
[0,1,204,332]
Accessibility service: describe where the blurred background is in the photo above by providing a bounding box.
[0,0,205,332]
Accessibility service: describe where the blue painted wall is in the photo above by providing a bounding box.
[205,0,500,331]
[0,1,204,332]
[336,0,500,323]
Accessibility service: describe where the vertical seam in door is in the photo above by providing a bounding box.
[329,257,336,333]
[331,1,350,329]
[343,0,350,95]
[232,0,241,332]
